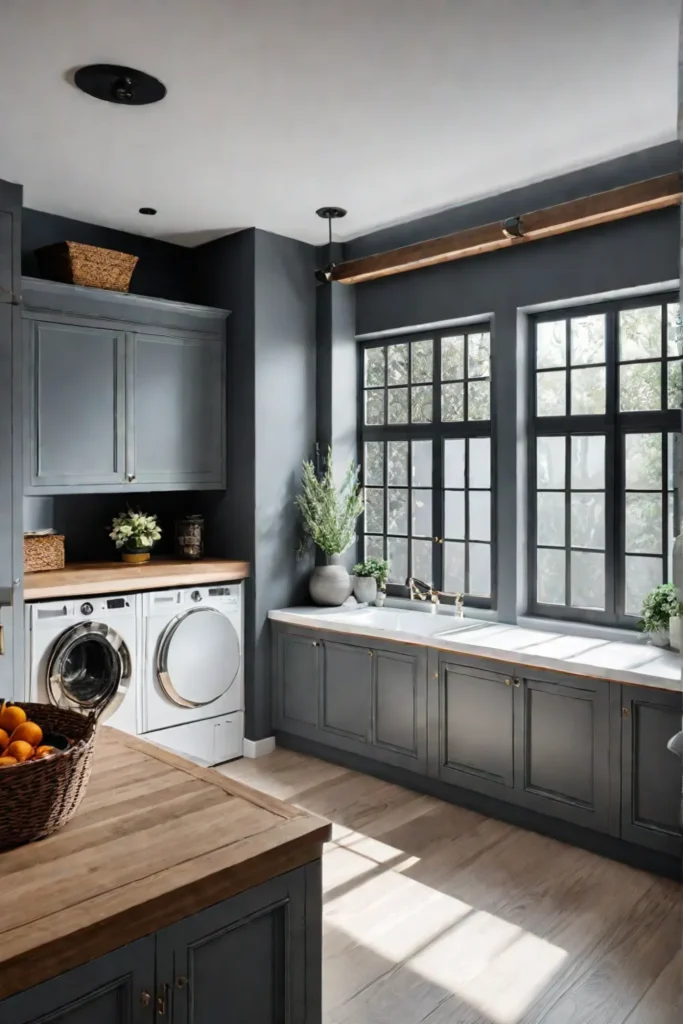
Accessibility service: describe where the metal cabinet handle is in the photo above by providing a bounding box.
[513,679,521,688]
[504,678,511,686]
[368,650,374,657]
[176,976,189,989]
[140,991,151,1007]
[622,707,631,718]
[127,473,137,482]
[311,640,319,647]
[157,984,169,1015]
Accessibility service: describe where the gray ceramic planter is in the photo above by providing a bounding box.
[352,575,377,605]
[309,555,352,606]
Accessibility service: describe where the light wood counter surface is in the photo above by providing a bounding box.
[23,559,250,600]
[0,729,330,1000]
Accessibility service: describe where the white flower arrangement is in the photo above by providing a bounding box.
[109,510,162,551]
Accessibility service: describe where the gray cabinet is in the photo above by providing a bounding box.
[0,935,155,1024]
[128,332,225,488]
[0,866,321,1024]
[25,319,126,489]
[21,278,228,494]
[621,685,682,856]
[321,639,373,742]
[272,625,428,773]
[434,658,515,796]
[515,670,610,831]
[160,867,310,1024]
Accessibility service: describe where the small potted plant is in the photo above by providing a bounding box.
[295,449,364,606]
[352,558,389,606]
[638,583,683,648]
[109,509,162,564]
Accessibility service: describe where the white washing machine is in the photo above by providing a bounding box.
[25,594,140,734]
[140,584,244,765]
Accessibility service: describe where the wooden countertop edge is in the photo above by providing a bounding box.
[0,828,328,1001]
[23,560,251,600]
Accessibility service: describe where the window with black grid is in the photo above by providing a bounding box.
[530,294,680,626]
[360,326,494,604]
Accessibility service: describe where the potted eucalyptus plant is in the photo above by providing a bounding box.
[295,450,364,606]
[638,583,683,648]
[352,558,389,606]
[109,509,161,564]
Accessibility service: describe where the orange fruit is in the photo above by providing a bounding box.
[0,704,27,733]
[0,728,9,751]
[10,721,42,747]
[34,745,55,758]
[0,756,18,767]
[5,740,33,763]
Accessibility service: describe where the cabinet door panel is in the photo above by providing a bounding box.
[130,332,224,487]
[621,686,682,856]
[374,647,427,770]
[516,674,610,831]
[164,869,308,1024]
[27,320,125,488]
[0,936,155,1024]
[439,660,515,791]
[275,631,321,732]
[322,640,372,742]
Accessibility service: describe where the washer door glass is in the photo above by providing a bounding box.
[157,608,240,708]
[48,624,128,712]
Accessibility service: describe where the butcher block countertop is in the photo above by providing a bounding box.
[23,558,250,600]
[0,729,330,1001]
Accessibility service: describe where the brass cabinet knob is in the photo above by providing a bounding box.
[140,992,151,1006]
[127,472,136,482]
[622,707,631,718]
[513,680,521,688]
[176,976,188,989]
[505,678,512,686]
[368,650,374,657]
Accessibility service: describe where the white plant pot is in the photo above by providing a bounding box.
[668,615,681,652]
[309,554,352,607]
[647,628,670,648]
[353,576,377,605]
[374,591,386,607]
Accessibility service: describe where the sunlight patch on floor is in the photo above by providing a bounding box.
[324,829,568,1024]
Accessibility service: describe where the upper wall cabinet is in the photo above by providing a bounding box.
[21,278,229,494]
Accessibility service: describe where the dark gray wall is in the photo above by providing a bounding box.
[346,143,681,622]
[191,228,316,740]
[22,208,193,303]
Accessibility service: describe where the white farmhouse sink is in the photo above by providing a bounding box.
[312,606,485,638]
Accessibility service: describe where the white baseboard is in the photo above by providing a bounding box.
[243,735,276,758]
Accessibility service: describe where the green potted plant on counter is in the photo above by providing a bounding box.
[639,583,683,648]
[295,450,363,606]
[352,558,389,606]
[109,509,161,564]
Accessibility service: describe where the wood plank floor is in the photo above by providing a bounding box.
[219,748,682,1024]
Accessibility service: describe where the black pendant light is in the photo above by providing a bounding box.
[74,64,167,105]
[314,206,347,283]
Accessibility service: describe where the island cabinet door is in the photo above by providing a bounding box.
[0,936,156,1024]
[513,671,610,832]
[433,657,516,797]
[272,628,322,737]
[620,685,683,856]
[159,867,312,1024]
[371,642,428,773]
[320,638,373,747]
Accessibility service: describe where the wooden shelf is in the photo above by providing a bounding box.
[23,559,250,600]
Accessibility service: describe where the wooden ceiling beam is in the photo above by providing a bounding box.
[330,172,682,285]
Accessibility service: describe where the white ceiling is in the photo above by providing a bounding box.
[0,0,679,246]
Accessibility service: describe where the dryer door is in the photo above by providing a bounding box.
[157,608,240,708]
[47,622,131,718]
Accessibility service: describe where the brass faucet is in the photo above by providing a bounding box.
[406,578,465,617]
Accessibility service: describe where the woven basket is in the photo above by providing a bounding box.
[24,534,65,573]
[36,241,139,292]
[0,703,98,851]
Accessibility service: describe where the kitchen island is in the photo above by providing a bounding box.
[0,729,330,1022]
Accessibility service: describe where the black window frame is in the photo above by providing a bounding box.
[358,325,497,609]
[528,291,680,628]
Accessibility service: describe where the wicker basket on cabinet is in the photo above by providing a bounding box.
[36,241,139,292]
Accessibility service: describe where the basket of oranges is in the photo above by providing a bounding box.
[0,701,98,851]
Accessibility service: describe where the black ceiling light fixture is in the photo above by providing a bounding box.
[139,207,157,216]
[314,206,347,283]
[74,64,167,106]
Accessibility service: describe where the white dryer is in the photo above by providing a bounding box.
[25,594,140,734]
[140,584,244,765]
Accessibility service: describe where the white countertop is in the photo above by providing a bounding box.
[268,606,682,693]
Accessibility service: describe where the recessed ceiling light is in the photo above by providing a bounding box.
[139,207,157,216]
